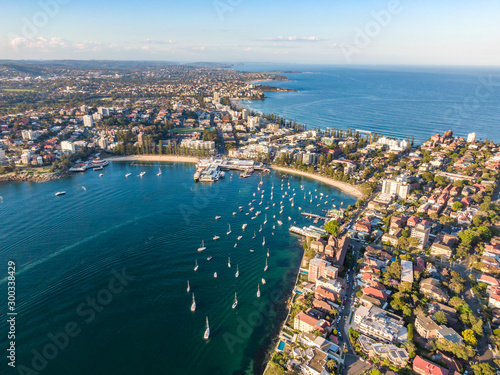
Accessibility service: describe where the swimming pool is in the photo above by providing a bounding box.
[277,341,285,351]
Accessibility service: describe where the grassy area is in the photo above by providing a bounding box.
[169,127,204,134]
[1,88,37,92]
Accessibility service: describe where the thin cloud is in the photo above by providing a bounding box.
[142,39,177,45]
[262,36,322,42]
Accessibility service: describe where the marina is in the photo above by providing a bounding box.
[1,161,357,375]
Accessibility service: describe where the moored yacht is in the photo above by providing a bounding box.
[232,292,238,309]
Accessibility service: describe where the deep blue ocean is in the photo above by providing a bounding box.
[235,64,500,144]
[0,162,356,375]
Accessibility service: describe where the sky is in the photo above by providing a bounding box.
[1,0,500,65]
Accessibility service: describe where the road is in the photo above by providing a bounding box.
[338,239,374,374]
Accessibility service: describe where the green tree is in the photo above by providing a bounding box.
[434,310,447,325]
[471,362,496,375]
[462,329,477,347]
[452,201,463,212]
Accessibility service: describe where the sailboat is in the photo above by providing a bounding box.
[242,223,247,230]
[157,168,162,176]
[237,235,243,241]
[228,257,231,268]
[194,260,199,271]
[263,215,267,225]
[227,224,231,235]
[262,278,266,284]
[215,216,221,220]
[262,237,265,246]
[267,248,270,257]
[213,235,220,240]
[259,225,262,233]
[214,272,217,278]
[277,220,283,226]
[197,240,206,252]
[191,293,196,312]
[272,224,275,230]
[253,231,256,239]
[204,317,210,339]
[264,259,268,272]
[235,265,239,278]
[125,173,132,177]
[257,284,261,298]
[187,281,190,293]
[232,292,238,309]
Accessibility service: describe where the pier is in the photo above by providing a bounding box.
[300,212,329,222]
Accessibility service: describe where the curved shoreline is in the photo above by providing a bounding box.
[107,155,200,163]
[271,165,364,199]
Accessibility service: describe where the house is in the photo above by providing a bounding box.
[311,239,326,252]
[315,286,340,303]
[354,306,407,343]
[303,348,329,375]
[489,286,500,309]
[294,311,330,334]
[479,274,500,287]
[401,260,414,283]
[358,335,409,367]
[430,242,453,258]
[414,315,464,345]
[407,216,421,227]
[415,315,440,339]
[420,278,449,302]
[353,220,371,233]
[413,355,449,375]
[363,287,389,302]
[382,233,399,247]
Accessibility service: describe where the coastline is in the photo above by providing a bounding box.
[271,165,364,199]
[107,155,200,163]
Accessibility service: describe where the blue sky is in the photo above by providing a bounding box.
[1,0,500,65]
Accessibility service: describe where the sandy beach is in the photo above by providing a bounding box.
[271,165,364,199]
[107,155,199,163]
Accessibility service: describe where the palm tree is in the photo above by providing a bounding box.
[326,359,336,371]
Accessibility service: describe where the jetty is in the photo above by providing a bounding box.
[300,212,329,222]
[194,158,267,182]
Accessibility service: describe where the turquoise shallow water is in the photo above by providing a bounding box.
[0,162,356,375]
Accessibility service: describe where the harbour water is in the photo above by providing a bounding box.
[0,162,356,375]
[236,64,500,144]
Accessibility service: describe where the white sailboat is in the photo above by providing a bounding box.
[259,225,262,233]
[277,220,283,226]
[263,215,267,225]
[194,260,199,271]
[227,224,232,235]
[264,259,268,272]
[214,272,217,278]
[232,292,238,309]
[267,248,270,257]
[215,216,221,220]
[242,223,247,230]
[272,224,275,230]
[204,317,210,339]
[228,257,231,268]
[187,280,190,293]
[262,278,266,284]
[125,173,132,177]
[139,171,146,177]
[253,231,256,239]
[235,265,239,278]
[157,168,162,176]
[237,235,243,241]
[257,284,261,298]
[213,235,220,240]
[191,293,196,312]
[262,236,265,246]
[197,240,206,252]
